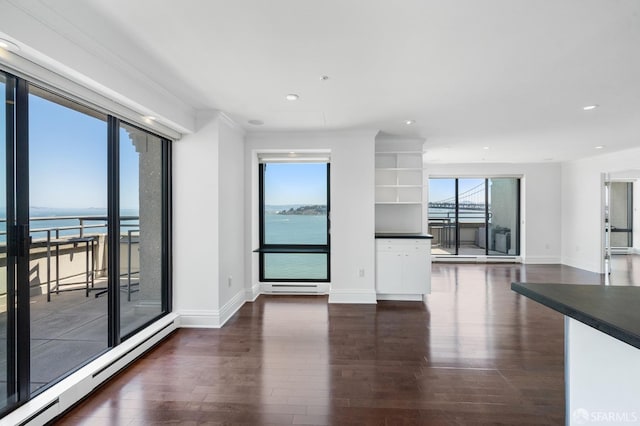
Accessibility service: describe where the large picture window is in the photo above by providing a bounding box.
[258,162,330,281]
[0,68,171,416]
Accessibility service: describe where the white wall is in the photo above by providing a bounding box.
[561,147,640,273]
[217,117,247,315]
[174,112,246,327]
[244,131,378,304]
[425,162,562,263]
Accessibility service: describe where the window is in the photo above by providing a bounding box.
[428,177,520,256]
[258,162,330,281]
[0,67,171,416]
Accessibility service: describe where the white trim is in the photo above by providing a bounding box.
[376,294,423,301]
[1,314,178,426]
[218,290,246,326]
[245,283,261,302]
[178,290,246,328]
[218,111,246,135]
[328,289,377,304]
[0,52,185,140]
[522,256,561,264]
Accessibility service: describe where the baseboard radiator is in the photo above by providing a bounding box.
[4,314,178,426]
[261,283,328,295]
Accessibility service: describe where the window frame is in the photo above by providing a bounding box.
[257,162,331,282]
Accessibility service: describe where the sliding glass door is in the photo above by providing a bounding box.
[428,177,520,256]
[28,85,109,393]
[0,67,171,416]
[0,71,17,413]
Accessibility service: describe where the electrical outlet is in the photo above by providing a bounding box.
[358,268,365,277]
[228,276,233,287]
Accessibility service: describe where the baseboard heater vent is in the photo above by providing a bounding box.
[433,256,519,264]
[264,284,324,294]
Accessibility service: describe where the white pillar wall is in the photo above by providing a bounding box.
[173,111,247,327]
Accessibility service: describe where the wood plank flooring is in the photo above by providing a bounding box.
[56,263,615,425]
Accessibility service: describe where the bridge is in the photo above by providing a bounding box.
[429,182,487,211]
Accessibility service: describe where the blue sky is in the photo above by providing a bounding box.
[0,80,140,211]
[429,178,485,203]
[264,163,327,205]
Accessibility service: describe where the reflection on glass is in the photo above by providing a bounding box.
[610,182,632,248]
[428,178,457,255]
[262,163,329,280]
[28,85,108,394]
[119,123,163,337]
[488,178,519,255]
[457,179,486,255]
[0,73,16,410]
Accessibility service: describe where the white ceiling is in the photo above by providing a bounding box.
[8,0,640,163]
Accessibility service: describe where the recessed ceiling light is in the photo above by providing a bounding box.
[0,38,20,52]
[404,120,415,125]
[320,75,329,81]
[483,146,490,150]
[594,145,604,149]
[285,94,299,101]
[583,105,599,111]
[248,119,264,126]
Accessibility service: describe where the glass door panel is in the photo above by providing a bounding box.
[0,72,17,411]
[119,123,164,338]
[610,182,632,248]
[488,178,519,255]
[428,178,457,255]
[28,85,109,394]
[458,179,486,255]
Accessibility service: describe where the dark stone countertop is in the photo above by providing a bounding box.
[511,282,640,350]
[375,233,433,239]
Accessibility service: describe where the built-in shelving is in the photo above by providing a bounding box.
[374,141,426,234]
[375,151,424,204]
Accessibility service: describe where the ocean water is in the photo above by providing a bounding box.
[265,213,327,244]
[0,207,139,244]
[263,209,328,279]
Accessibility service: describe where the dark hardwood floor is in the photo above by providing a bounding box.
[56,262,622,425]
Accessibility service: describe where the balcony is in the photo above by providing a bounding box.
[0,215,159,395]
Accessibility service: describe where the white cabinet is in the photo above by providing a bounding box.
[376,238,431,301]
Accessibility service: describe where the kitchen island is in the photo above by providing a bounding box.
[512,282,640,425]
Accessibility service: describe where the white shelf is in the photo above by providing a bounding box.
[375,148,425,233]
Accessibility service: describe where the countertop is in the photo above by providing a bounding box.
[511,282,640,350]
[375,233,433,239]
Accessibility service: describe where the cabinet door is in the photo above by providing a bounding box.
[376,251,403,293]
[402,250,429,294]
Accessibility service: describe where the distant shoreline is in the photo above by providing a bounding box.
[276,205,327,216]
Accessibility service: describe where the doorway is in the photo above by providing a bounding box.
[428,177,520,257]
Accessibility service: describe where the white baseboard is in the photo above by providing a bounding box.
[245,283,260,301]
[376,294,423,301]
[328,289,377,304]
[178,289,246,328]
[523,256,561,264]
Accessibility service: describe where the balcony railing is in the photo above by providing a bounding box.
[0,215,140,302]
